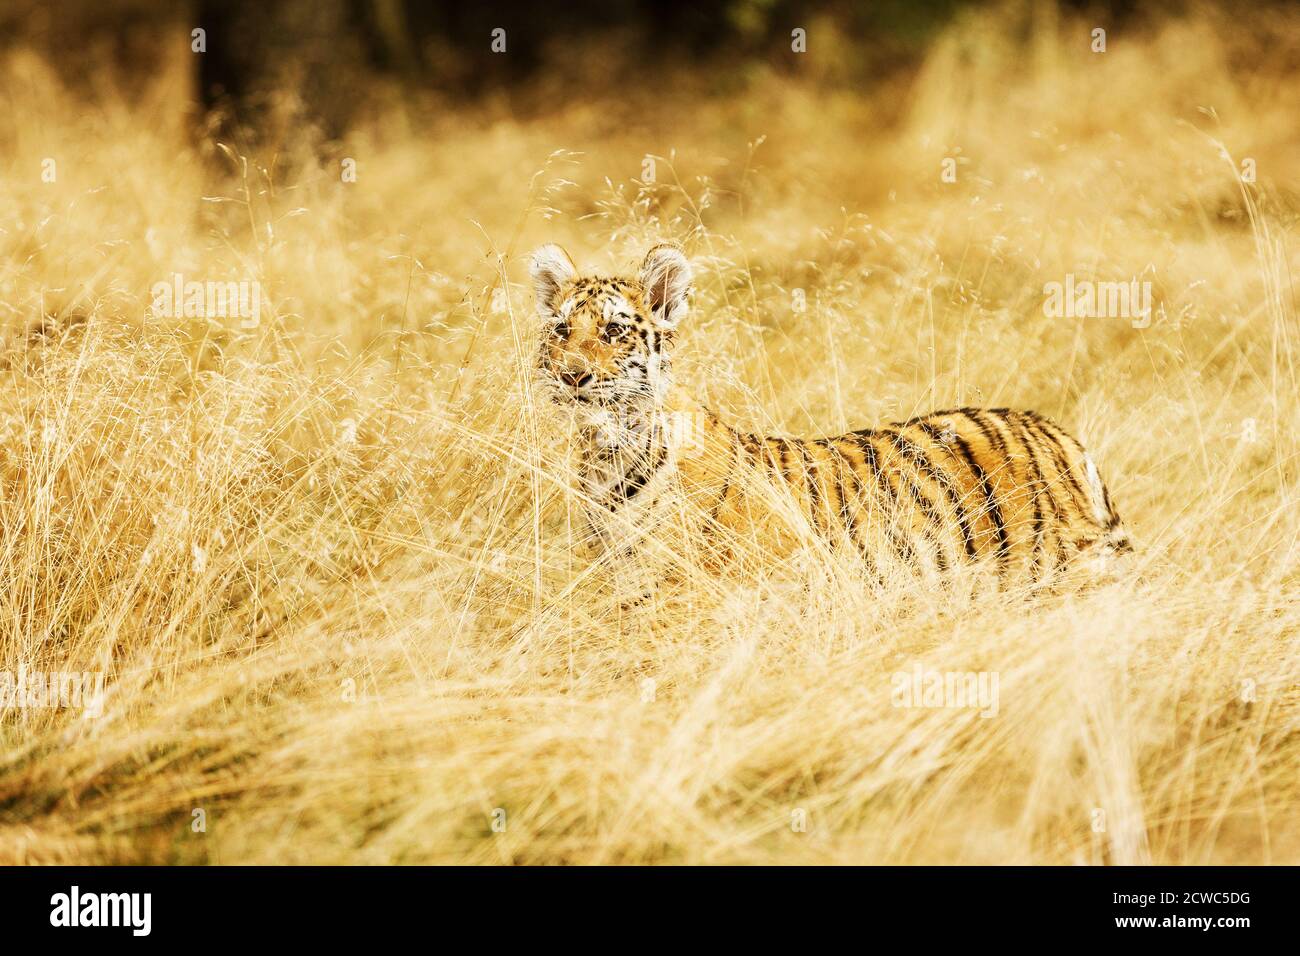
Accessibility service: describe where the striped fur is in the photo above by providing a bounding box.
[532,244,1131,587]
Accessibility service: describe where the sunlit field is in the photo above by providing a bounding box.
[0,3,1297,864]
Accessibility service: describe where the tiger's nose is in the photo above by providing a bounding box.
[558,370,593,389]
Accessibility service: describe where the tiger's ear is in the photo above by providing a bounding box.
[639,244,691,329]
[529,244,577,317]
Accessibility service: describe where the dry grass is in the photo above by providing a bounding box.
[0,3,1297,864]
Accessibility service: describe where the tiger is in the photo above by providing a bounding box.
[531,242,1132,590]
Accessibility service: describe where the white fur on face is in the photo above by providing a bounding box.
[603,295,634,319]
[646,347,671,402]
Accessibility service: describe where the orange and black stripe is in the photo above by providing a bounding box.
[671,405,1128,585]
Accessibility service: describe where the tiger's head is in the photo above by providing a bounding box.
[531,243,691,409]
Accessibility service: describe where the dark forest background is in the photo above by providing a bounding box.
[1,0,1213,133]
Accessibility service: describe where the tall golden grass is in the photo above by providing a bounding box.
[0,3,1296,864]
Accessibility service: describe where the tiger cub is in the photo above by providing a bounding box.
[532,243,1131,588]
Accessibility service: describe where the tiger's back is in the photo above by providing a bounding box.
[681,404,1130,586]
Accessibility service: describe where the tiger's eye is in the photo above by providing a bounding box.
[601,321,631,343]
[553,320,570,338]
